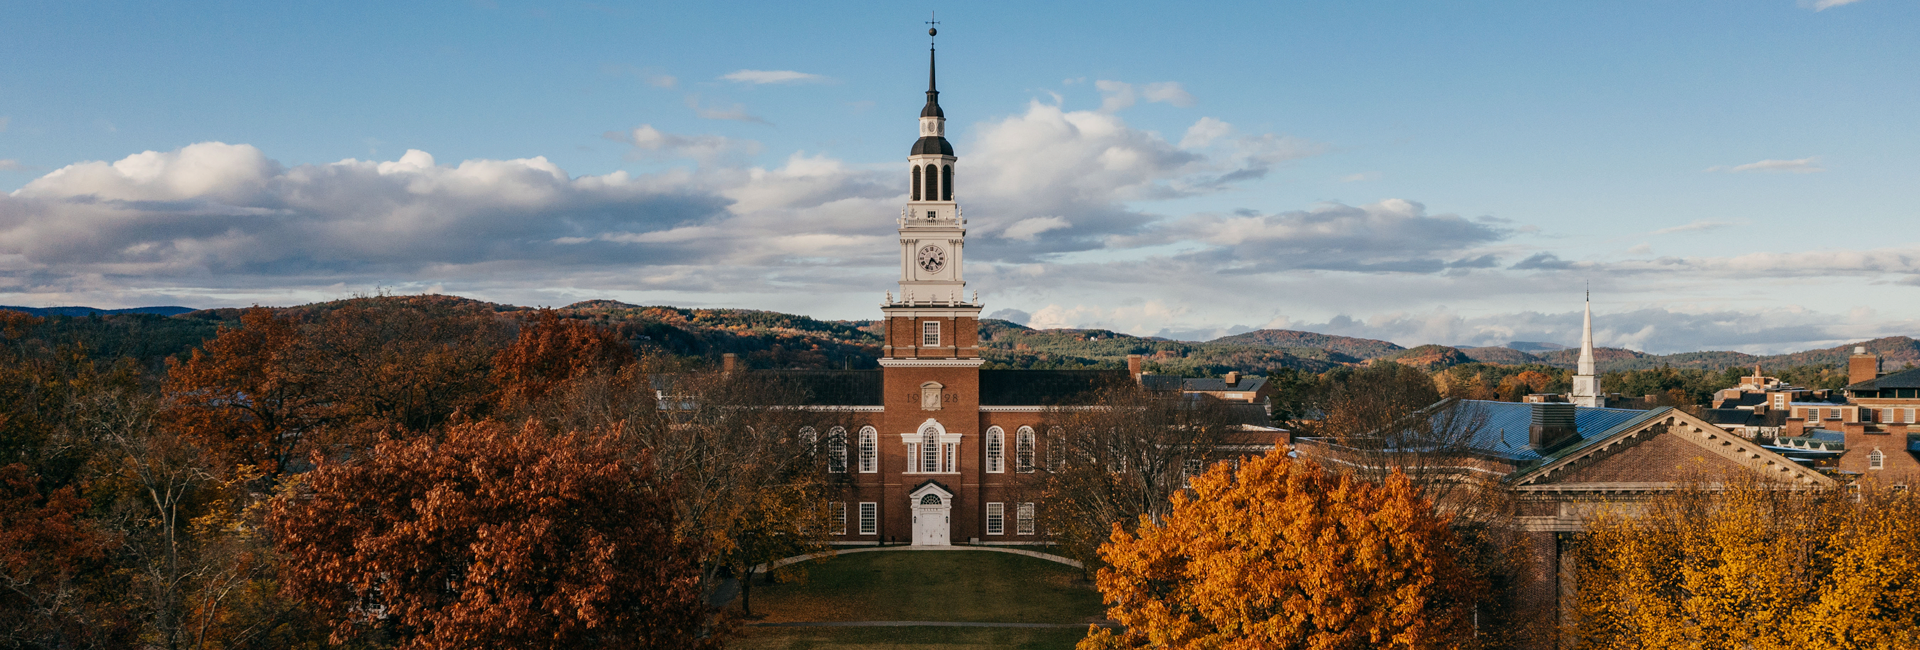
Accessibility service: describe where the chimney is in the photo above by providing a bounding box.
[1127,354,1144,380]
[1529,403,1578,451]
[722,353,737,375]
[1224,371,1241,386]
[1849,346,1879,386]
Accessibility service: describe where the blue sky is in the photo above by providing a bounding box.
[2,0,1916,353]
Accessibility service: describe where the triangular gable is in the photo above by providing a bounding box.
[909,480,954,499]
[1513,408,1833,489]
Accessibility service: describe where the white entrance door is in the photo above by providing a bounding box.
[911,493,951,546]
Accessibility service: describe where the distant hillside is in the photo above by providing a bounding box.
[1459,346,1543,365]
[1209,329,1406,360]
[1386,345,1476,371]
[1,305,197,317]
[9,296,1918,379]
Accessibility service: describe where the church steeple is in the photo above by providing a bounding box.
[922,40,943,118]
[1570,290,1604,407]
[882,23,979,363]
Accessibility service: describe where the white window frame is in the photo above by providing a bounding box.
[858,427,878,473]
[986,502,1004,535]
[1830,408,1843,421]
[827,426,848,473]
[1015,427,1035,473]
[922,320,941,347]
[985,427,1004,473]
[858,502,877,535]
[1016,502,1036,536]
[1885,408,1897,424]
[1870,448,1885,470]
[832,502,846,535]
[1908,408,1916,424]
[922,426,941,472]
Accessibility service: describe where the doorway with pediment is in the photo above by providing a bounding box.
[909,481,953,546]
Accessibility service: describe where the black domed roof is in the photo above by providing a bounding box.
[911,135,954,156]
[921,95,944,118]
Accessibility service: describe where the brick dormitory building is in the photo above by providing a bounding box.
[714,44,1282,548]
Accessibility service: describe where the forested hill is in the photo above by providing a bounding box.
[5,297,1916,377]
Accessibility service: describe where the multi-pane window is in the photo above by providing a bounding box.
[832,502,846,535]
[1885,408,1897,424]
[858,427,878,473]
[1870,449,1886,470]
[1046,428,1066,470]
[1908,408,1916,424]
[1016,503,1036,536]
[922,427,941,472]
[1831,408,1844,421]
[1015,428,1035,473]
[799,427,818,451]
[985,427,1004,473]
[922,321,941,346]
[985,502,1005,535]
[827,427,848,473]
[1183,458,1204,488]
[858,503,877,535]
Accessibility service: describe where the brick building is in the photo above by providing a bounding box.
[735,43,1280,548]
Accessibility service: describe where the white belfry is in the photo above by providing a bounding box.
[1570,294,1604,407]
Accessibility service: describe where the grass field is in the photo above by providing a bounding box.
[730,549,1108,649]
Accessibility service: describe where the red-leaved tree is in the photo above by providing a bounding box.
[271,420,715,649]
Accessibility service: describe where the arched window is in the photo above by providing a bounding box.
[986,427,1005,473]
[827,427,848,473]
[920,494,942,505]
[1015,427,1035,473]
[1047,427,1066,471]
[858,427,878,473]
[1871,448,1885,470]
[921,426,942,472]
[942,164,952,200]
[911,165,921,201]
[799,427,818,454]
[924,164,938,203]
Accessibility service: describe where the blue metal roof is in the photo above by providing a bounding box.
[1452,400,1660,463]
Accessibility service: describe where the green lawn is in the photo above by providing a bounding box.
[730,549,1109,649]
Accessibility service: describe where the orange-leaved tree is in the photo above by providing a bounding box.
[1083,453,1481,650]
[491,309,635,412]
[271,420,715,649]
[164,306,319,484]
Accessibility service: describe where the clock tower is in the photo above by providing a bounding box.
[882,33,980,362]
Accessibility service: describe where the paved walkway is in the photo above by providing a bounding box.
[759,544,1083,573]
[750,621,1118,629]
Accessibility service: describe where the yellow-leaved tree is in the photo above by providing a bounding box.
[1572,476,1920,649]
[1082,453,1482,650]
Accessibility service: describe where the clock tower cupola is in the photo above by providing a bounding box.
[883,26,980,361]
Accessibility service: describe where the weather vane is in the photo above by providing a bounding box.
[927,11,939,42]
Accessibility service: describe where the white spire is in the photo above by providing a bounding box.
[1577,294,1595,376]
[1570,289,1603,407]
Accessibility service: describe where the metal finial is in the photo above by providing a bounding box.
[927,11,939,40]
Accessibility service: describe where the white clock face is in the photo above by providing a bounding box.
[918,245,946,273]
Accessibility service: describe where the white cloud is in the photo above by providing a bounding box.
[1340,171,1381,183]
[721,69,828,84]
[1094,80,1195,113]
[0,160,23,171]
[1179,117,1232,149]
[1001,216,1071,241]
[1707,156,1824,173]
[1140,82,1195,107]
[1653,220,1738,234]
[648,74,678,88]
[1801,0,1865,10]
[684,94,769,124]
[600,125,761,164]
